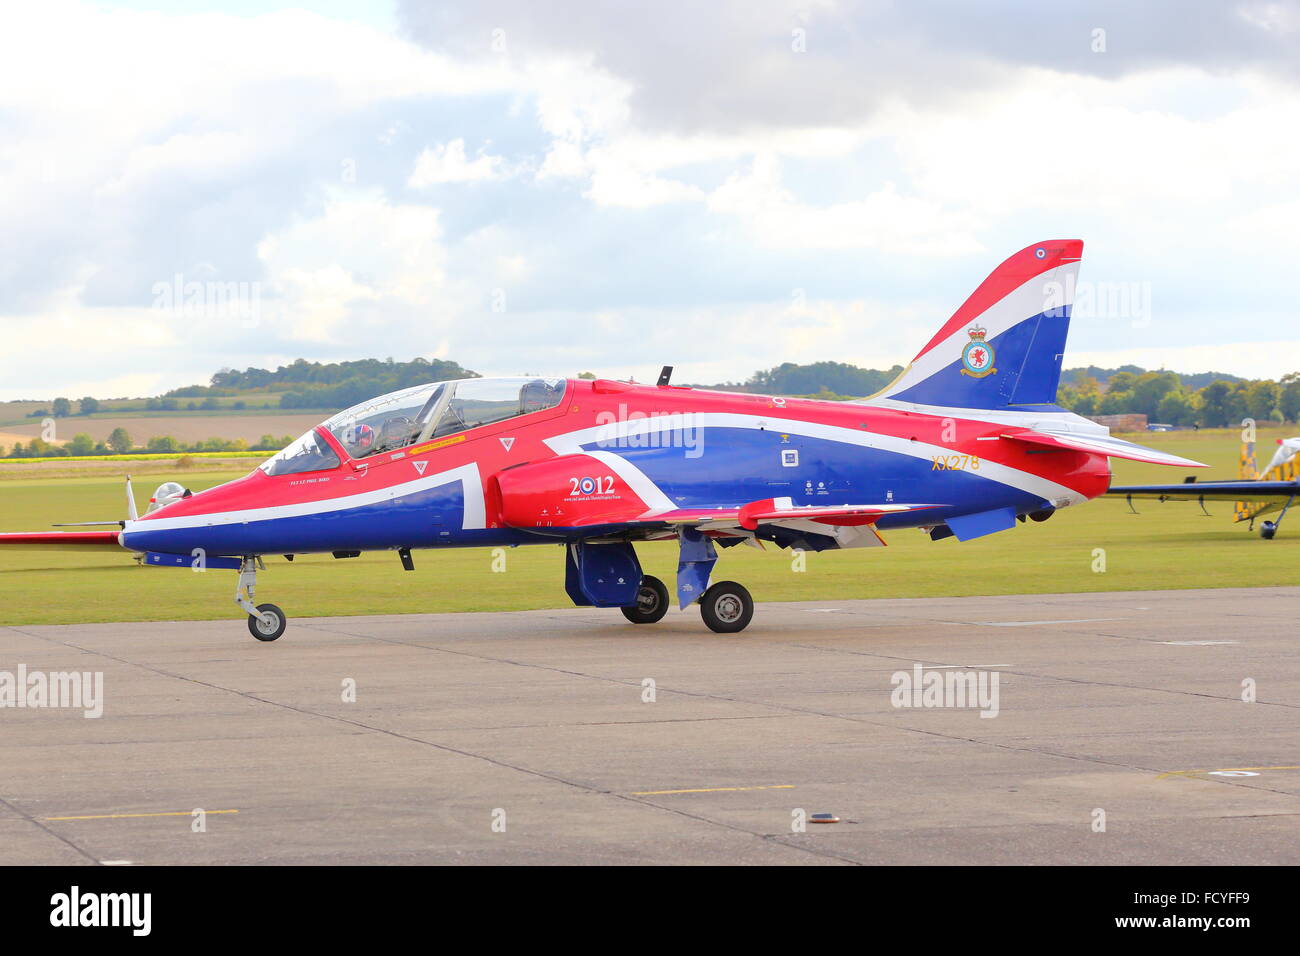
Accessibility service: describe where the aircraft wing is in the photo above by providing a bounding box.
[0,531,126,552]
[1106,480,1298,502]
[998,428,1206,468]
[618,500,940,549]
[652,501,935,528]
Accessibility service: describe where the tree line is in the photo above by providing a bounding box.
[214,357,480,410]
[1056,370,1300,426]
[23,396,101,418]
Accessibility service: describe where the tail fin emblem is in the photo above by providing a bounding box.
[959,325,997,378]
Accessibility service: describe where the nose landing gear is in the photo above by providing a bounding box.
[248,603,287,641]
[235,557,288,641]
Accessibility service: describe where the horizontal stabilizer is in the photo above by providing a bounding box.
[999,429,1206,468]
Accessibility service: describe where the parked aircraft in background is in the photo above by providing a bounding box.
[1108,436,1299,538]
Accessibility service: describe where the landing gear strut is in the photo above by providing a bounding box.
[677,528,755,633]
[235,557,287,641]
[1261,494,1295,539]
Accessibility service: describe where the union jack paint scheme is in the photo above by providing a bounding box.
[0,240,1204,639]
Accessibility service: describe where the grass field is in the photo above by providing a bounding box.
[0,412,325,447]
[0,390,321,424]
[0,427,1295,626]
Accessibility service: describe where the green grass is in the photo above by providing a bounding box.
[3,451,266,465]
[0,427,1295,626]
[0,391,334,427]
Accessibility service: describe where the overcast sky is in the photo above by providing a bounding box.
[2,0,1299,400]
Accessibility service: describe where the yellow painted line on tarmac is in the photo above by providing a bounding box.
[1157,765,1300,780]
[631,785,794,796]
[45,809,239,821]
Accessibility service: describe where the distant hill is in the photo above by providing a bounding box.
[687,361,905,399]
[207,357,479,410]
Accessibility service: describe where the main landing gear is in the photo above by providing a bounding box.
[1258,494,1295,539]
[698,581,754,634]
[620,574,670,624]
[235,557,287,642]
[594,528,758,634]
[619,572,756,633]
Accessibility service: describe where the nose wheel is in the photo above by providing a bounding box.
[248,603,287,641]
[699,581,753,633]
[235,557,287,641]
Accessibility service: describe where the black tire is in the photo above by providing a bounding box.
[248,603,287,641]
[621,574,670,624]
[699,581,753,634]
[1261,521,1278,540]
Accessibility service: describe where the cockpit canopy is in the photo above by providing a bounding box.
[259,377,566,477]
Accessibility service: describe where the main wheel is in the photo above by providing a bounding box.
[621,574,670,624]
[248,603,287,641]
[1260,521,1278,540]
[699,581,753,634]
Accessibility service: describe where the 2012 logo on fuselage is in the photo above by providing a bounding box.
[959,325,997,379]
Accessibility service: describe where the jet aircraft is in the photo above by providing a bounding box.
[0,240,1202,639]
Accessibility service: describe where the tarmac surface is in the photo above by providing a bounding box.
[2,587,1298,865]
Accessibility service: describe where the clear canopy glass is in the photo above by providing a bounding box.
[430,377,565,439]
[258,429,340,477]
[322,382,448,459]
[259,377,568,475]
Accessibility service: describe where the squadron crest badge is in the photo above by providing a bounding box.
[959,325,996,378]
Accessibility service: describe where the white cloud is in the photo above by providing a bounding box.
[1071,341,1300,380]
[257,191,451,341]
[706,154,982,255]
[4,1,1300,399]
[409,139,508,187]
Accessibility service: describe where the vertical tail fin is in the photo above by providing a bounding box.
[871,239,1083,411]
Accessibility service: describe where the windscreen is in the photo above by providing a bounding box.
[322,382,446,459]
[259,429,340,477]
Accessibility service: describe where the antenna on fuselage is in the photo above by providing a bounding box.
[657,365,673,387]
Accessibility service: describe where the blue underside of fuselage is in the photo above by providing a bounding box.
[121,427,1052,557]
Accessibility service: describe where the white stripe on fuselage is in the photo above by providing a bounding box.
[546,413,1085,509]
[860,399,1109,436]
[124,463,485,534]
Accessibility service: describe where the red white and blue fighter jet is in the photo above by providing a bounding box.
[0,240,1202,639]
